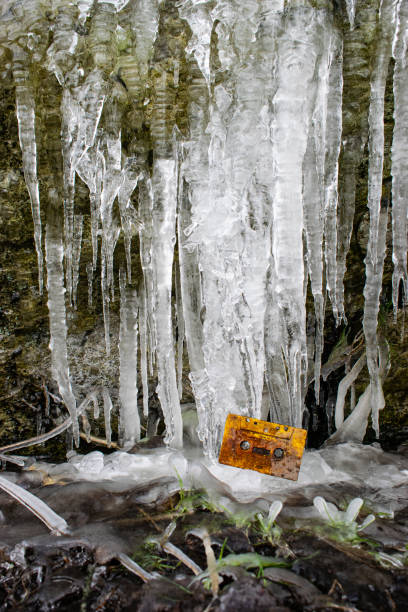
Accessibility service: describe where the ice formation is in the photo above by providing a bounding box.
[1,0,407,457]
[0,475,70,536]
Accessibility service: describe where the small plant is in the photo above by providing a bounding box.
[173,469,202,515]
[132,541,172,572]
[313,496,375,542]
[190,550,290,592]
[222,507,256,530]
[173,470,221,515]
[255,500,283,544]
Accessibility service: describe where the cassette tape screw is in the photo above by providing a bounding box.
[240,440,250,450]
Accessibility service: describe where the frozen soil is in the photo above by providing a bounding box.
[0,474,407,611]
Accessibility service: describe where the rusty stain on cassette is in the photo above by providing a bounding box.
[218,414,307,481]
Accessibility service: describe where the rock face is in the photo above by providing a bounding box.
[0,0,407,455]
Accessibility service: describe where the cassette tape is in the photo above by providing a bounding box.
[218,414,307,481]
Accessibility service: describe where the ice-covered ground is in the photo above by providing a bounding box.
[25,441,408,520]
[0,435,407,567]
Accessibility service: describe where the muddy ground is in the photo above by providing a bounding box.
[0,474,407,612]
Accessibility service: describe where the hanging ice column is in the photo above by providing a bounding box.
[12,44,43,293]
[119,270,140,447]
[302,15,343,404]
[181,0,273,456]
[269,7,323,428]
[146,71,183,449]
[178,1,341,456]
[45,198,78,444]
[363,0,398,437]
[177,0,210,449]
[391,0,408,316]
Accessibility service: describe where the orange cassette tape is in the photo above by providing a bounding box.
[218,414,307,481]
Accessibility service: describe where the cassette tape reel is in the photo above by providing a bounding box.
[218,414,307,481]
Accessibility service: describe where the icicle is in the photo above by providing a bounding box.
[367,0,398,263]
[176,70,206,389]
[86,262,93,308]
[102,386,113,448]
[45,199,78,445]
[63,169,75,305]
[181,1,280,455]
[101,252,111,356]
[350,379,356,411]
[150,158,182,448]
[270,6,323,427]
[126,0,160,84]
[303,19,339,403]
[47,3,81,305]
[45,0,78,87]
[324,32,343,321]
[329,338,390,444]
[72,214,83,310]
[89,0,118,73]
[147,322,155,377]
[117,0,160,100]
[149,56,184,449]
[344,357,356,412]
[139,282,149,419]
[303,118,324,403]
[118,158,142,283]
[12,45,43,293]
[265,266,291,426]
[60,85,77,306]
[68,69,106,273]
[98,102,124,355]
[330,384,372,445]
[76,148,103,272]
[334,353,366,430]
[90,190,101,270]
[313,294,324,405]
[178,0,214,88]
[99,102,123,301]
[303,24,342,400]
[138,173,156,379]
[391,0,408,316]
[175,264,185,400]
[92,390,100,420]
[335,1,379,322]
[364,199,389,436]
[345,0,356,30]
[364,0,398,437]
[0,476,70,536]
[7,0,404,457]
[119,269,140,447]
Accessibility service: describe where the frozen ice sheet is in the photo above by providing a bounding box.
[29,442,408,514]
